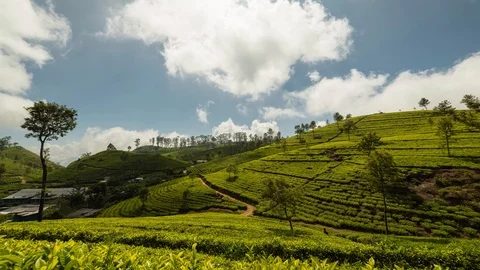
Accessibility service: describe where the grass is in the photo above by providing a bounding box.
[1,212,479,269]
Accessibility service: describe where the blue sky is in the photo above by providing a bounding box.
[1,0,480,164]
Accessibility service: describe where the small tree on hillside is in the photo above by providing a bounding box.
[262,179,301,232]
[436,116,455,157]
[134,138,140,148]
[138,187,149,209]
[226,164,238,179]
[461,94,480,112]
[21,101,77,222]
[418,98,430,110]
[107,143,117,151]
[434,100,455,116]
[0,136,11,157]
[188,172,197,184]
[366,151,399,235]
[310,121,317,138]
[0,163,6,183]
[333,112,344,130]
[357,132,382,156]
[343,119,357,141]
[346,114,352,119]
[281,139,287,152]
[128,146,132,152]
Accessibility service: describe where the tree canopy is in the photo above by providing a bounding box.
[262,179,301,232]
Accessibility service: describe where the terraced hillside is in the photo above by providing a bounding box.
[193,111,480,237]
[100,177,245,217]
[47,150,188,185]
[0,146,62,197]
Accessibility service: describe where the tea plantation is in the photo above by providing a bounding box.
[1,213,479,269]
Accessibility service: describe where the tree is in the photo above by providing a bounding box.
[434,100,455,115]
[80,152,91,159]
[294,125,303,139]
[343,119,357,141]
[262,179,301,232]
[357,132,382,156]
[436,116,455,157]
[281,139,287,152]
[138,187,149,209]
[461,94,480,112]
[0,163,6,182]
[107,143,117,151]
[310,121,317,138]
[188,172,197,184]
[418,98,430,110]
[21,101,77,222]
[226,164,238,179]
[333,112,344,130]
[127,146,132,152]
[346,114,352,119]
[366,151,398,235]
[0,136,11,157]
[134,138,140,148]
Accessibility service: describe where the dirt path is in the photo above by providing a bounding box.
[198,177,256,216]
[19,176,26,184]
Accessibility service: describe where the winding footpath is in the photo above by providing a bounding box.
[198,177,256,216]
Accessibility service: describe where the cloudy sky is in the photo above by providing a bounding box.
[1,0,480,165]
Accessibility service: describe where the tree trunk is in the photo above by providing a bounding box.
[446,137,450,157]
[284,207,293,232]
[38,140,47,222]
[382,188,389,235]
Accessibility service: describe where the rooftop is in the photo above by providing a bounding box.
[3,188,74,200]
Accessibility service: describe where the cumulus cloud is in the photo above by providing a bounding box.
[236,103,248,116]
[260,107,305,120]
[0,0,71,128]
[212,118,279,137]
[34,127,188,165]
[287,52,480,116]
[104,0,353,99]
[196,100,214,123]
[307,70,321,82]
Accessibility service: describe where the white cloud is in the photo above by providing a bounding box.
[0,0,71,95]
[161,131,188,139]
[212,118,279,137]
[236,103,248,116]
[104,0,353,99]
[33,127,188,165]
[196,100,214,123]
[307,70,321,82]
[0,93,34,129]
[260,106,305,120]
[287,52,480,116]
[0,0,71,129]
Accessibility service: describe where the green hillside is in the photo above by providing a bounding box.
[0,146,62,198]
[47,150,188,185]
[195,111,480,237]
[100,176,245,217]
[1,213,479,269]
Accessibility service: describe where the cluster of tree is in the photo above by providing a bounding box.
[132,129,282,151]
[294,121,318,139]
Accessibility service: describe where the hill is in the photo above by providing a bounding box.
[47,150,189,185]
[0,146,63,198]
[106,110,480,237]
[1,212,479,269]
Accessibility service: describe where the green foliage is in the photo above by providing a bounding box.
[343,119,357,141]
[418,98,430,109]
[262,179,302,231]
[0,213,479,269]
[433,100,455,116]
[107,143,117,151]
[357,132,382,156]
[461,94,480,112]
[436,116,455,157]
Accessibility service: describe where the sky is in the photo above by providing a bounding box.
[1,0,480,165]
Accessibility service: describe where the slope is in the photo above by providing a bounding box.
[0,146,63,197]
[47,150,188,185]
[197,110,480,237]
